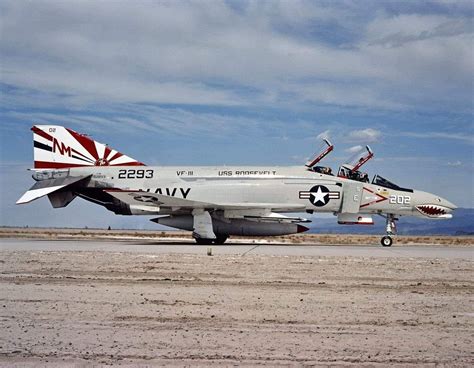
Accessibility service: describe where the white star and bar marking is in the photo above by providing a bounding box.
[299,185,340,207]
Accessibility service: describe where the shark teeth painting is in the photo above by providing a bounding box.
[416,205,449,218]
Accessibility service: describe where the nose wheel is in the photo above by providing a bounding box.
[381,236,393,247]
[380,214,397,247]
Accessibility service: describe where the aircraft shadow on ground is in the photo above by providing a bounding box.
[128,241,289,246]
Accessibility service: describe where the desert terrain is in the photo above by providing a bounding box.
[0,231,472,366]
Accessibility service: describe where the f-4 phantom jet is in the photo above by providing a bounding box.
[17,125,456,246]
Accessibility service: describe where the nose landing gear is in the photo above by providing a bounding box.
[381,236,393,247]
[380,214,397,247]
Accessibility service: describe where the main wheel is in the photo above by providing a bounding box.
[195,238,214,245]
[214,235,228,245]
[381,236,393,247]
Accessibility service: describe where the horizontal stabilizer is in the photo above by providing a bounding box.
[16,175,91,204]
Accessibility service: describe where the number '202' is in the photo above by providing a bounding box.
[389,195,410,205]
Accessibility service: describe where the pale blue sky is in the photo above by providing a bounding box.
[0,0,473,228]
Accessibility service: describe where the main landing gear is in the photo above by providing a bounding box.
[195,235,228,245]
[380,214,397,247]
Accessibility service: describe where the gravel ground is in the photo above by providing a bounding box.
[0,249,473,366]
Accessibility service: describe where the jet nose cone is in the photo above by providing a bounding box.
[437,197,457,211]
[413,191,457,218]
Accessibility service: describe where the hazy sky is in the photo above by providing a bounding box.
[0,0,473,228]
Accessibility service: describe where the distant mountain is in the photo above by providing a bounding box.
[307,208,474,236]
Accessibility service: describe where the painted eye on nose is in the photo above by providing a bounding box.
[437,198,441,202]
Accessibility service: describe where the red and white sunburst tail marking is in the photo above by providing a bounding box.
[32,125,145,169]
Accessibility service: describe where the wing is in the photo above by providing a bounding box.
[105,190,306,213]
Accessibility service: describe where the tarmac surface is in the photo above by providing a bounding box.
[0,238,472,259]
[0,238,472,366]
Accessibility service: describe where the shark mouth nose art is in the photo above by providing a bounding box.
[416,205,449,217]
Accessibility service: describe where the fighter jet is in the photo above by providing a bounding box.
[17,125,457,246]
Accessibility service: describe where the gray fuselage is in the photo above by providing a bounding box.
[66,165,456,219]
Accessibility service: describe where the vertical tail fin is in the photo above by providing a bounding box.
[32,125,145,169]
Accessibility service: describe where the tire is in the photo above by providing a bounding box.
[381,236,393,247]
[195,238,213,245]
[214,235,228,245]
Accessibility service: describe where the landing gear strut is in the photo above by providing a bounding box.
[380,214,397,247]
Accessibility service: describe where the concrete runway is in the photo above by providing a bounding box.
[0,238,471,259]
[1,238,473,366]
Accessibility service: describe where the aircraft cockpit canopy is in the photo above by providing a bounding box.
[344,145,373,171]
[338,165,369,182]
[312,165,334,175]
[337,145,373,182]
[305,138,334,176]
[305,139,333,169]
[372,175,413,193]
